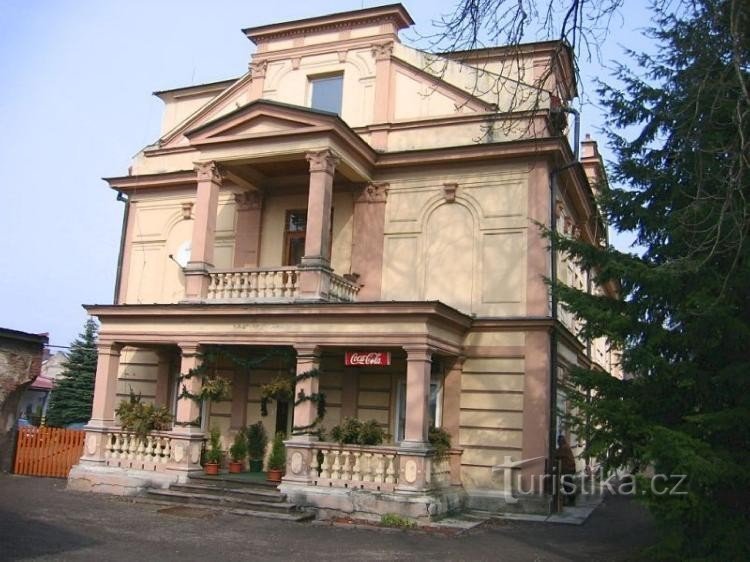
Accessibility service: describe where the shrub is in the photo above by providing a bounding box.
[204,426,223,465]
[246,421,268,460]
[380,513,416,528]
[115,390,173,441]
[330,417,386,446]
[266,432,286,471]
[428,427,452,462]
[229,428,248,462]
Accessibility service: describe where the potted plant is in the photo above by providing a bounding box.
[266,431,286,483]
[228,428,247,474]
[246,421,268,473]
[203,427,223,475]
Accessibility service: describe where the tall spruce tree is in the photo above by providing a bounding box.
[46,319,99,427]
[552,0,750,559]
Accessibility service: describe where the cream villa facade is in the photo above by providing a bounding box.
[69,4,617,518]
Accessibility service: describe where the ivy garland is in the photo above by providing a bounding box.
[175,346,294,427]
[260,367,327,437]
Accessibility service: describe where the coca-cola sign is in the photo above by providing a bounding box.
[345,351,391,366]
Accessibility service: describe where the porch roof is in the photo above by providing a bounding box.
[83,301,471,356]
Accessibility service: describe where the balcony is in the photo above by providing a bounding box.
[204,266,360,303]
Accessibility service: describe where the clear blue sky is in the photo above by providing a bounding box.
[0,0,653,348]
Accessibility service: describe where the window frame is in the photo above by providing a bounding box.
[308,72,344,114]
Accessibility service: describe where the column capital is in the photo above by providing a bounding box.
[294,344,321,360]
[404,346,434,363]
[234,190,263,211]
[371,41,394,61]
[306,149,339,175]
[194,161,222,185]
[250,59,268,79]
[356,181,389,204]
[178,343,202,357]
[96,341,123,356]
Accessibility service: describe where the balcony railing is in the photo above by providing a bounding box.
[102,429,174,473]
[204,266,360,303]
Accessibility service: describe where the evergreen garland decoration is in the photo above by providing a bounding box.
[259,367,327,437]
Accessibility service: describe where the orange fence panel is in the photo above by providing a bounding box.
[13,427,85,478]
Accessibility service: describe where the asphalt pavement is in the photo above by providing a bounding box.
[0,474,655,561]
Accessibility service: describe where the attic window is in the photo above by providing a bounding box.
[310,74,343,114]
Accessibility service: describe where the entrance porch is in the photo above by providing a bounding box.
[70,302,471,519]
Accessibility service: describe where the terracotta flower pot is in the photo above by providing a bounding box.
[266,468,283,483]
[204,462,220,476]
[228,460,244,474]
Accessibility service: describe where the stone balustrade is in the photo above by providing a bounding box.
[311,443,401,492]
[103,430,173,472]
[203,266,360,303]
[207,267,299,300]
[328,274,360,302]
[288,442,463,492]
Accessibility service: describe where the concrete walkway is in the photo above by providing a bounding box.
[0,474,655,561]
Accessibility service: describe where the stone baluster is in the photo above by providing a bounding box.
[362,453,373,482]
[248,272,258,299]
[385,454,396,484]
[351,451,361,482]
[239,273,249,298]
[208,275,218,299]
[162,437,171,464]
[273,271,282,298]
[136,438,145,462]
[319,448,331,478]
[258,271,267,298]
[374,454,385,483]
[331,450,342,480]
[341,451,352,481]
[145,436,155,462]
[309,448,319,478]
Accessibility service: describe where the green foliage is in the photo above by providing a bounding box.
[204,427,223,465]
[229,428,248,462]
[548,1,750,558]
[266,431,286,471]
[380,513,416,528]
[115,390,173,441]
[45,319,98,427]
[330,418,387,446]
[259,376,294,416]
[246,421,268,460]
[428,427,452,462]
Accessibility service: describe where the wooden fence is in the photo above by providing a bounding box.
[13,426,85,478]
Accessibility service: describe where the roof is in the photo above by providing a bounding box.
[0,328,48,345]
[153,78,238,99]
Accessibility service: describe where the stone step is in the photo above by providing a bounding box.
[132,497,315,523]
[170,482,286,503]
[187,473,280,490]
[146,489,297,514]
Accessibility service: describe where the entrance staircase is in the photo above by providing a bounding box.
[143,473,314,522]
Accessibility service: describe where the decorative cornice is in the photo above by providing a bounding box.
[194,161,222,184]
[306,149,340,175]
[250,60,268,79]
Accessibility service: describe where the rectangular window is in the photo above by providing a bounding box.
[310,74,343,114]
[284,210,307,266]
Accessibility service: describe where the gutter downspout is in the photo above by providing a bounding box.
[548,105,580,513]
[113,191,129,304]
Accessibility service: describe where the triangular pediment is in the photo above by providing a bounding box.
[185,100,340,145]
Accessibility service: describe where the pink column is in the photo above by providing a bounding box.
[442,355,464,442]
[233,191,263,268]
[87,342,123,428]
[302,150,338,266]
[351,182,388,300]
[403,346,432,447]
[298,150,338,300]
[172,344,204,435]
[290,345,321,442]
[154,348,172,408]
[185,162,221,299]
[371,42,394,150]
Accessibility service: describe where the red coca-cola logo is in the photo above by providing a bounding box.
[345,352,391,366]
